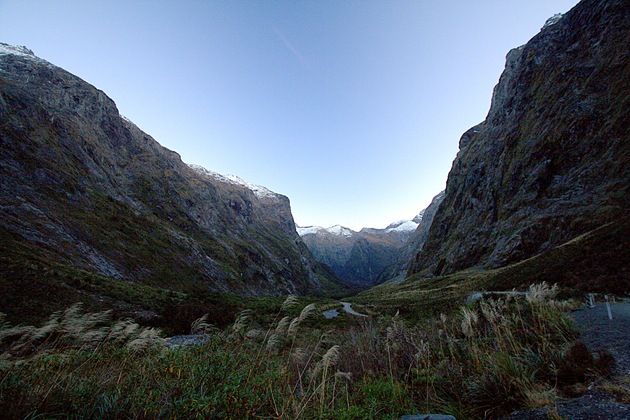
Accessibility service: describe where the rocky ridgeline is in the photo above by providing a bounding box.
[298,222,412,287]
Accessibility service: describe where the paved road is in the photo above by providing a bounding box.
[572,300,630,375]
[340,301,368,317]
[509,299,630,419]
[322,302,368,319]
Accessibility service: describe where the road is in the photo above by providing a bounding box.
[322,301,368,319]
[509,299,630,419]
[571,299,630,375]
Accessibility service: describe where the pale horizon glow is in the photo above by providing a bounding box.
[0,0,580,230]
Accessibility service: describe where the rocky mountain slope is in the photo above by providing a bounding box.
[0,43,342,312]
[408,0,630,278]
[298,207,436,287]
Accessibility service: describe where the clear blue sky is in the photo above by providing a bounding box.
[0,0,579,230]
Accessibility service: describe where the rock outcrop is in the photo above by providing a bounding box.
[409,0,630,277]
[0,43,340,298]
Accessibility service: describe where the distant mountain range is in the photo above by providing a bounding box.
[297,192,444,287]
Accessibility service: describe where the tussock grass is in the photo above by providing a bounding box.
[0,303,163,359]
[0,284,605,418]
[599,376,630,404]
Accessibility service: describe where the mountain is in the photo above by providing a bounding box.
[408,0,630,279]
[0,42,343,321]
[376,191,445,283]
[298,214,423,287]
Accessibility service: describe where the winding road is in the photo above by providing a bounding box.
[323,301,368,319]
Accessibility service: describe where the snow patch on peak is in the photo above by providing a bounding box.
[296,224,354,237]
[325,225,354,237]
[119,114,140,130]
[0,43,35,57]
[385,220,419,233]
[542,13,563,29]
[412,210,425,224]
[188,163,279,199]
[120,114,133,124]
[296,226,323,236]
[0,42,55,70]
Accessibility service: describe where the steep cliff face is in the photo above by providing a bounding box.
[409,0,630,277]
[0,43,339,298]
[298,220,419,287]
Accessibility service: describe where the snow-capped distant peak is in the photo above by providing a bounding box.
[0,43,55,70]
[296,225,354,237]
[385,219,419,233]
[412,210,425,224]
[296,226,322,236]
[188,163,278,199]
[325,225,354,237]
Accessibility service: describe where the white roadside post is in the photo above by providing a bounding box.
[605,295,613,320]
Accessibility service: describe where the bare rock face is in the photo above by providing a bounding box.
[0,43,339,297]
[409,0,630,277]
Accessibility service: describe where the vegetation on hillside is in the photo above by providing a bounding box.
[0,232,344,333]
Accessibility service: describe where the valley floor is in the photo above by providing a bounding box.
[3,283,629,418]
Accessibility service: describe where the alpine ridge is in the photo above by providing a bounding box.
[376,190,445,283]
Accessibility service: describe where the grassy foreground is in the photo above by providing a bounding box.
[0,283,612,418]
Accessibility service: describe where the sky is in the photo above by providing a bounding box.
[0,0,579,230]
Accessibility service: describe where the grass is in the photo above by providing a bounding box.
[599,376,630,404]
[0,283,607,419]
[468,217,630,295]
[1,216,624,417]
[353,270,485,319]
[0,236,186,326]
